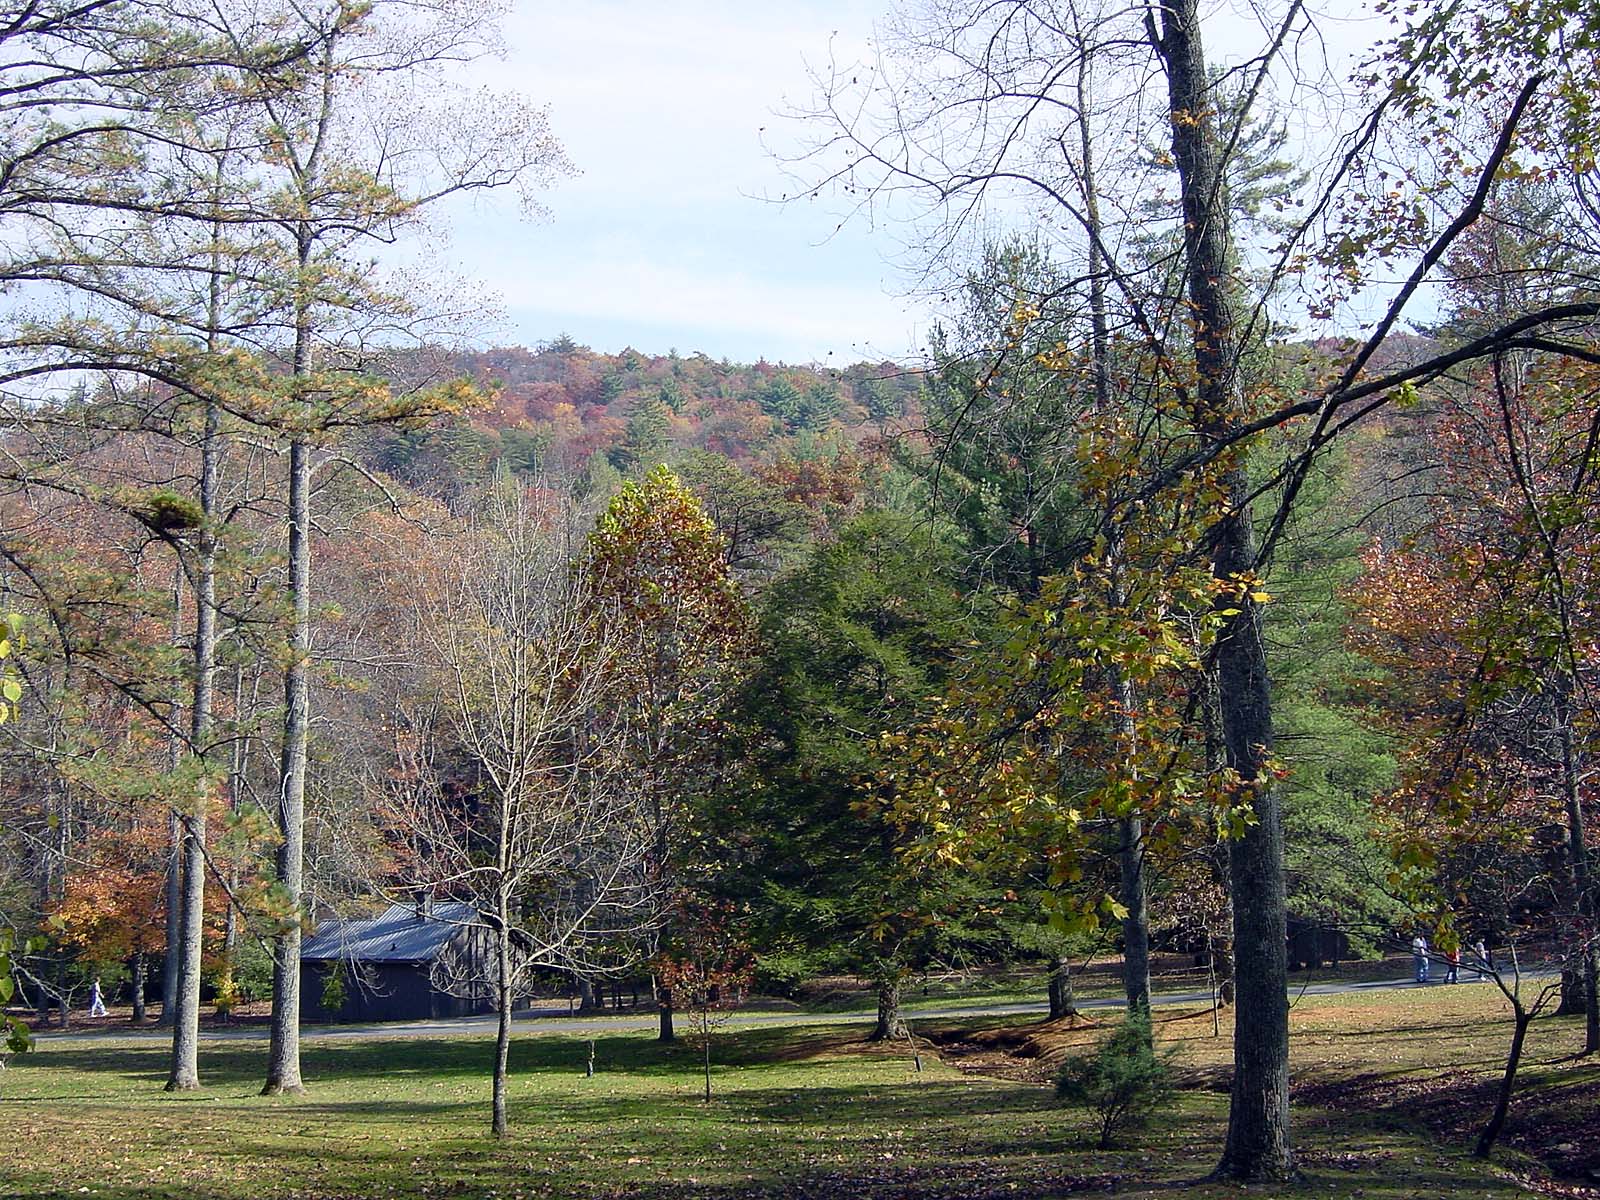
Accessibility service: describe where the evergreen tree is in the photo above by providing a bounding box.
[718,509,1002,1037]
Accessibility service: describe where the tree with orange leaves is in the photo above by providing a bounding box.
[1348,356,1600,1153]
[585,466,754,1043]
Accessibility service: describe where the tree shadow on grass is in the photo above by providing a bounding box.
[1315,1016,1493,1041]
[7,1064,1522,1200]
[16,1030,711,1092]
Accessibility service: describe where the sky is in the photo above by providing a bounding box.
[442,1,917,367]
[434,1,1386,368]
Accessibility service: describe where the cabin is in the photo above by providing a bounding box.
[299,902,495,1023]
[1286,914,1351,970]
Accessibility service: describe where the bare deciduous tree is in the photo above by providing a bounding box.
[386,478,665,1139]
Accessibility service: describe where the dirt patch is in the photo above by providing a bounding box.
[921,1016,1105,1083]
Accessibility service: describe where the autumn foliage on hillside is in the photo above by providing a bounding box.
[361,340,918,495]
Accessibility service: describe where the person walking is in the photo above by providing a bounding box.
[1411,933,1430,983]
[87,977,108,1017]
[1472,938,1490,981]
[1445,944,1460,984]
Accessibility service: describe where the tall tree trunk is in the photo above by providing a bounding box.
[1476,1004,1533,1158]
[263,436,309,1096]
[166,180,227,1085]
[167,403,220,1089]
[1212,493,1292,1183]
[1209,842,1237,1006]
[491,918,512,1138]
[576,974,596,1014]
[1119,813,1151,1015]
[164,809,206,1090]
[218,667,249,1007]
[870,978,908,1041]
[160,812,181,1026]
[1559,967,1585,1013]
[1107,658,1151,1020]
[1554,689,1599,1052]
[1202,651,1238,1010]
[1155,0,1292,1179]
[130,950,146,1024]
[1073,24,1112,417]
[1584,955,1599,1053]
[160,566,185,1026]
[167,497,218,1088]
[1081,39,1150,1028]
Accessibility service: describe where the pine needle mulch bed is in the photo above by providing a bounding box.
[0,998,1568,1200]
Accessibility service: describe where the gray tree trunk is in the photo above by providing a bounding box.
[1154,0,1292,1180]
[1047,955,1076,1021]
[1074,26,1112,416]
[1555,691,1599,1052]
[165,410,219,1089]
[1086,37,1149,1016]
[164,810,206,1090]
[160,810,181,1025]
[263,435,310,1095]
[657,983,675,1043]
[1119,814,1151,1015]
[491,918,513,1138]
[165,178,228,1084]
[870,978,908,1041]
[160,567,186,1027]
[1107,658,1150,1022]
[131,950,146,1024]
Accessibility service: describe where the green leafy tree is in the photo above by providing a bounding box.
[677,451,807,573]
[610,391,672,474]
[916,238,1095,597]
[1260,443,1400,954]
[757,377,806,431]
[720,509,1003,1038]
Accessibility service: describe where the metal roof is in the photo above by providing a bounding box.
[300,902,480,963]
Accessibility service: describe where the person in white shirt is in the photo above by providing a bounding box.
[1410,934,1430,984]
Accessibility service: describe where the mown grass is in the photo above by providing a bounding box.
[1,985,1590,1200]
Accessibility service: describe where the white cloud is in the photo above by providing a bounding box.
[481,238,928,363]
[429,1,1392,364]
[423,2,915,362]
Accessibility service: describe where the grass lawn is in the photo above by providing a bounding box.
[2,985,1594,1199]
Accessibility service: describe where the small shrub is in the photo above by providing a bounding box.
[753,952,813,1000]
[213,972,237,1018]
[1055,1010,1177,1148]
[320,963,348,1016]
[231,940,274,1004]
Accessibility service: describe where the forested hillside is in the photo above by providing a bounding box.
[360,341,920,502]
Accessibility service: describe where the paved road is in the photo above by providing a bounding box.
[33,971,1499,1045]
